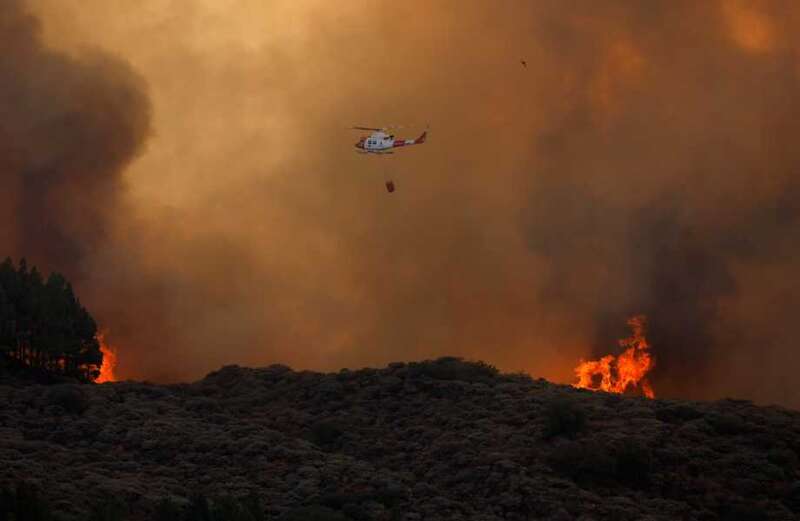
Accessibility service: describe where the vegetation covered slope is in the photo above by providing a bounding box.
[1,358,799,520]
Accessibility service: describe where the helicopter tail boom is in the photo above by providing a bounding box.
[392,130,428,148]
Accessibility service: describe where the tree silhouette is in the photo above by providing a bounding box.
[0,257,102,381]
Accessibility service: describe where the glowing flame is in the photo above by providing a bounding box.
[574,315,655,398]
[95,330,118,383]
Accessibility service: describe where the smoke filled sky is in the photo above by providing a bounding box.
[5,0,799,407]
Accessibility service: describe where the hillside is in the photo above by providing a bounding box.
[1,358,799,520]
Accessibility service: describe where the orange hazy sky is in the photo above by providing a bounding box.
[9,1,800,407]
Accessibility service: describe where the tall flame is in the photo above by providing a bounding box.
[95,330,118,383]
[574,315,655,398]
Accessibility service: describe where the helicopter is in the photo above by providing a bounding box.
[352,125,428,192]
[352,125,427,154]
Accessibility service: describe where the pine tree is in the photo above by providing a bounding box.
[0,258,102,381]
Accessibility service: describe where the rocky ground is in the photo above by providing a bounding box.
[1,357,799,520]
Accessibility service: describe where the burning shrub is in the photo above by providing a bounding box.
[406,357,498,383]
[573,315,655,398]
[543,397,587,439]
[45,384,89,415]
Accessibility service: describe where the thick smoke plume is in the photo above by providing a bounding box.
[522,0,800,406]
[10,0,800,408]
[0,0,149,279]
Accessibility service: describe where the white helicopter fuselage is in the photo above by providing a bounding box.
[355,130,426,154]
[364,131,393,152]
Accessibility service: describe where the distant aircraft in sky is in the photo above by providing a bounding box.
[521,59,527,67]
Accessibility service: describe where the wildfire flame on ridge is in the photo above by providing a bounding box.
[95,330,117,383]
[574,315,655,398]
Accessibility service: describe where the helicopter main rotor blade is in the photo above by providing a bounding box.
[351,124,429,131]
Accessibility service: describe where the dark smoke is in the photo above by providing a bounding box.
[524,0,800,404]
[0,0,150,277]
